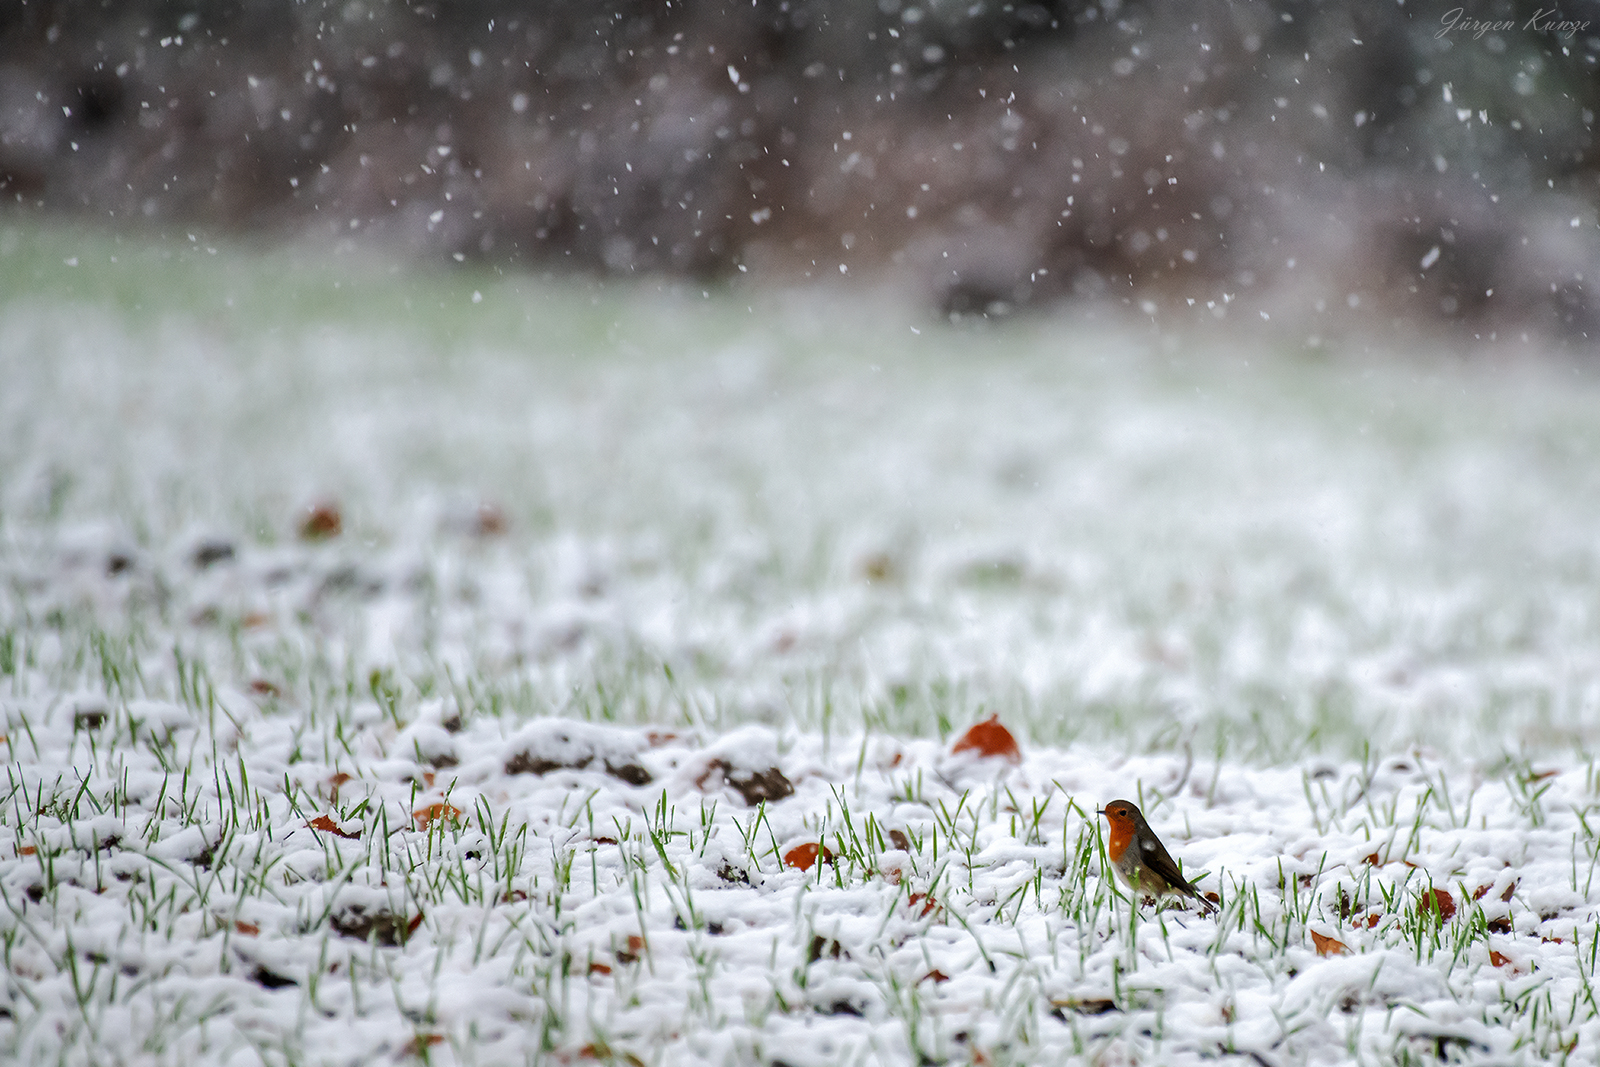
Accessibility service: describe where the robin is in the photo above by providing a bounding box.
[1098,799,1217,914]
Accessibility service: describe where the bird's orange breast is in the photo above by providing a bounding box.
[1104,814,1135,862]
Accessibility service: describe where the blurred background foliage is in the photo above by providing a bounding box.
[3,0,1600,340]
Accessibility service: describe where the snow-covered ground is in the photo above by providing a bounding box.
[3,225,1600,1064]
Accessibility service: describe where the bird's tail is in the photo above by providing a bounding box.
[1183,881,1219,916]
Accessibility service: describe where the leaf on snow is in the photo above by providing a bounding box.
[413,803,461,829]
[1416,888,1455,921]
[784,842,833,872]
[1311,931,1350,956]
[950,713,1021,763]
[306,815,360,840]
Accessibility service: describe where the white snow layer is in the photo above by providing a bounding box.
[2,708,1597,1066]
[3,242,1600,1063]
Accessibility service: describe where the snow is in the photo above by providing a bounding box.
[12,701,1600,1065]
[2,229,1600,1062]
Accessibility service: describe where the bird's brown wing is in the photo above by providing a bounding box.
[1137,836,1189,889]
[1139,836,1216,912]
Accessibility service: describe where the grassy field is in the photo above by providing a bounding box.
[3,222,1600,1064]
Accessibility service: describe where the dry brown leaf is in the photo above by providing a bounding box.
[299,502,342,541]
[951,713,1022,763]
[413,803,461,829]
[307,815,360,840]
[1311,931,1350,956]
[784,842,834,872]
[1417,888,1456,921]
[401,1034,444,1057]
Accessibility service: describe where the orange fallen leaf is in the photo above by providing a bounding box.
[234,921,261,936]
[589,961,613,976]
[921,969,951,983]
[1311,931,1350,956]
[1490,950,1513,968]
[19,845,36,856]
[307,815,360,840]
[616,934,646,963]
[405,912,425,938]
[299,502,342,541]
[1417,888,1456,921]
[249,678,281,696]
[907,892,939,918]
[413,803,461,829]
[951,713,1022,763]
[1363,852,1383,866]
[784,842,834,872]
[401,1034,444,1057]
[1365,914,1381,929]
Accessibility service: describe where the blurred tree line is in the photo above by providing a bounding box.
[3,0,1599,340]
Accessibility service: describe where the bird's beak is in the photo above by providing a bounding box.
[1095,808,1106,816]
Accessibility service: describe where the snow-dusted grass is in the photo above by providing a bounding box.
[3,221,1600,1064]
